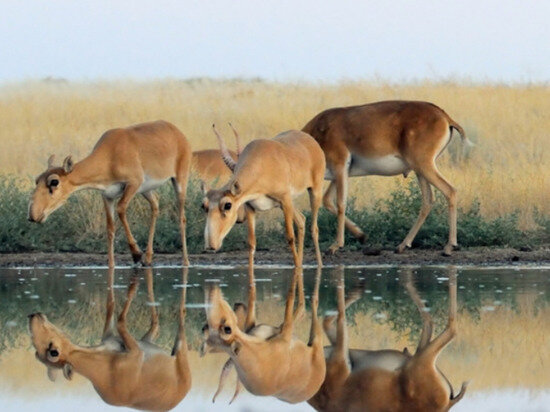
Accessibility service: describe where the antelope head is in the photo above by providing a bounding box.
[205,287,243,354]
[200,302,247,356]
[28,155,76,223]
[28,312,74,382]
[203,124,247,251]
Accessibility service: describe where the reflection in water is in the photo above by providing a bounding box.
[204,266,326,404]
[0,266,548,411]
[309,266,467,412]
[28,267,191,411]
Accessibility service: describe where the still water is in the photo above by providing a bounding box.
[0,265,549,411]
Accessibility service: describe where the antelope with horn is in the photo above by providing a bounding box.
[28,120,192,266]
[204,267,325,404]
[200,265,306,404]
[203,124,325,267]
[308,267,467,412]
[28,267,192,411]
[302,101,471,256]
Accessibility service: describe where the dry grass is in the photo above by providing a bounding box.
[0,79,548,228]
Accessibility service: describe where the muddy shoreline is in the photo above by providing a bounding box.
[1,246,549,267]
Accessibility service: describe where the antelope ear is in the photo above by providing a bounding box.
[230,181,241,196]
[47,367,59,382]
[63,156,74,173]
[63,363,73,380]
[47,154,56,168]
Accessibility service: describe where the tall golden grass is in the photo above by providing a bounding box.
[0,79,548,228]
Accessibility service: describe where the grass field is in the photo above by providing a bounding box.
[0,78,548,253]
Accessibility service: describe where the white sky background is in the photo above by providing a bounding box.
[0,0,548,83]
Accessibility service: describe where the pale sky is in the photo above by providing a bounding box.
[1,0,548,83]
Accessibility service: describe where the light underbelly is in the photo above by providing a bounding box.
[102,177,169,199]
[349,154,410,177]
[249,196,278,211]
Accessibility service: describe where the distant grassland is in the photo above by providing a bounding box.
[0,79,548,253]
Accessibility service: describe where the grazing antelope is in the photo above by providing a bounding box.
[203,125,325,267]
[27,120,192,266]
[308,267,467,412]
[28,267,191,411]
[302,101,471,256]
[200,265,306,404]
[204,267,326,404]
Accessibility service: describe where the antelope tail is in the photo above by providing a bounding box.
[447,116,474,147]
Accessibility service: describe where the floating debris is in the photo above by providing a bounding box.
[67,299,77,304]
[64,274,77,278]
[372,296,383,301]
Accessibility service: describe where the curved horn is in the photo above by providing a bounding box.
[212,124,237,172]
[228,122,242,157]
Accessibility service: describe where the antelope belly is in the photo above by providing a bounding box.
[249,196,278,211]
[349,154,409,177]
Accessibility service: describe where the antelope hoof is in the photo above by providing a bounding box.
[442,244,459,256]
[357,233,367,244]
[395,243,410,254]
[143,253,153,266]
[325,243,344,255]
[132,251,143,264]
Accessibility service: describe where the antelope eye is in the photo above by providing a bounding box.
[49,179,59,187]
[223,202,232,211]
[223,326,232,334]
[201,203,208,212]
[201,324,209,333]
[49,349,59,357]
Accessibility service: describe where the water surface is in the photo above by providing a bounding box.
[1,266,548,411]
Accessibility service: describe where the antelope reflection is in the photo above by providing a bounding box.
[203,266,326,404]
[309,267,467,412]
[28,267,191,411]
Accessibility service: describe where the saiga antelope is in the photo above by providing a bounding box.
[205,267,326,404]
[28,267,191,411]
[28,120,192,266]
[302,101,471,256]
[200,265,306,403]
[203,125,325,267]
[308,267,467,412]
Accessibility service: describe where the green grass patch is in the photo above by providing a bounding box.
[0,175,545,255]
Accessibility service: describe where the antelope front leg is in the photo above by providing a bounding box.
[292,210,306,267]
[117,182,142,264]
[309,186,323,267]
[141,268,159,343]
[118,276,141,352]
[102,266,116,340]
[142,191,159,266]
[102,196,116,268]
[246,207,256,269]
[172,177,190,266]
[281,197,301,267]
